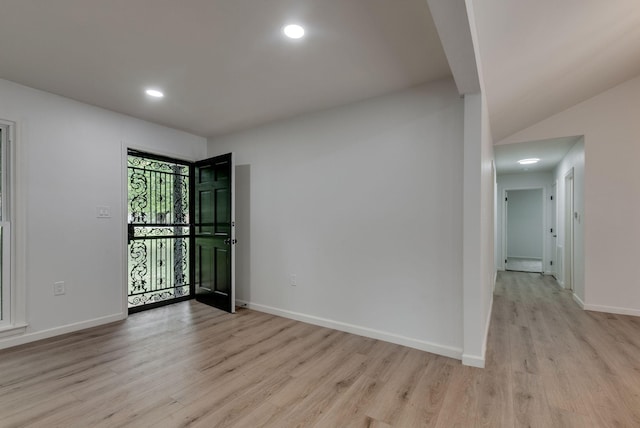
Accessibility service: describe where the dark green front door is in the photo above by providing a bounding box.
[194,153,235,313]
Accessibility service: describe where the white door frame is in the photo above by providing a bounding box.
[550,181,558,278]
[564,169,575,291]
[502,186,546,271]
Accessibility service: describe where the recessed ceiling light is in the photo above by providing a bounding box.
[283,24,305,39]
[518,158,540,165]
[145,89,164,98]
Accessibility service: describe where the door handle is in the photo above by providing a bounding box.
[223,238,237,245]
[127,224,135,244]
[553,235,557,238]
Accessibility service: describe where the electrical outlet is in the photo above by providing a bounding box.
[53,281,66,296]
[290,274,297,286]
[96,206,111,218]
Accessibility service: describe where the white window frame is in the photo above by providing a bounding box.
[0,222,10,326]
[0,121,11,327]
[0,119,26,338]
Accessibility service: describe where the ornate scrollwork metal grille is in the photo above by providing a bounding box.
[127,152,191,309]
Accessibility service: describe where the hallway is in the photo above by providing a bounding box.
[486,271,640,426]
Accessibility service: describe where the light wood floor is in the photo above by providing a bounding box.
[1,272,640,427]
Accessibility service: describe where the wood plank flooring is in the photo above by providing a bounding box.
[1,271,640,427]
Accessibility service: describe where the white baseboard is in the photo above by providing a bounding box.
[0,313,126,350]
[236,300,462,361]
[572,293,585,309]
[582,303,640,317]
[462,354,485,368]
[571,293,640,317]
[0,323,28,339]
[463,293,494,369]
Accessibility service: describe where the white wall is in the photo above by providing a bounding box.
[506,189,543,259]
[461,91,495,368]
[496,172,554,271]
[0,78,207,348]
[208,79,465,358]
[553,140,585,300]
[499,74,640,316]
[457,0,496,368]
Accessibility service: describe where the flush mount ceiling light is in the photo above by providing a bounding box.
[283,24,305,39]
[518,158,540,165]
[145,88,164,98]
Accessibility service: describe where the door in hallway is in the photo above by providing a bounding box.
[505,188,544,273]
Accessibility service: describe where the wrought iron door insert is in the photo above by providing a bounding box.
[127,151,193,311]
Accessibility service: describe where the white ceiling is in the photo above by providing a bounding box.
[472,0,640,142]
[0,0,451,138]
[494,136,580,175]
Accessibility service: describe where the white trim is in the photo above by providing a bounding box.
[0,123,10,327]
[573,290,640,317]
[563,168,575,291]
[0,313,125,350]
[484,291,494,348]
[13,119,27,329]
[572,292,585,309]
[236,300,463,360]
[121,143,129,316]
[582,303,640,317]
[462,353,485,368]
[463,290,494,368]
[0,323,27,339]
[230,153,236,313]
[0,119,26,329]
[0,222,10,325]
